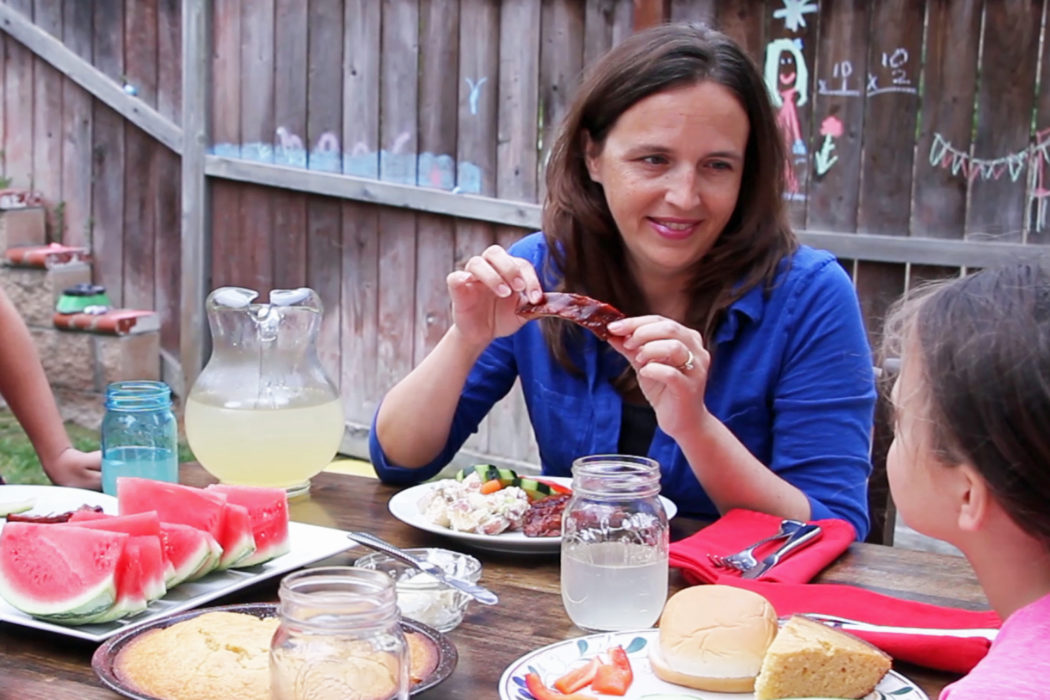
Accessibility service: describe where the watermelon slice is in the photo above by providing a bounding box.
[0,522,126,623]
[67,511,177,586]
[214,502,256,569]
[157,522,213,587]
[206,484,290,567]
[117,477,227,541]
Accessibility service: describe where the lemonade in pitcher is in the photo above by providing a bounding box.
[185,287,345,496]
[184,391,344,490]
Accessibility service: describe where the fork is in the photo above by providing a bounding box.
[707,519,805,571]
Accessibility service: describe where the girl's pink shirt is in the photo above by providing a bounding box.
[940,591,1050,699]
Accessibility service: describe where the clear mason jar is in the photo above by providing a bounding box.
[560,454,669,631]
[100,380,178,496]
[270,567,409,700]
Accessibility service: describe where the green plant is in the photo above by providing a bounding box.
[52,200,66,244]
[0,409,196,484]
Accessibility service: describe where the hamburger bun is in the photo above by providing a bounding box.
[649,585,778,692]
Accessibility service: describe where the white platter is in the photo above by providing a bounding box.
[388,477,678,554]
[0,484,354,642]
[499,628,928,700]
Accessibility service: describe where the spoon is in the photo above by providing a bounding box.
[347,531,499,605]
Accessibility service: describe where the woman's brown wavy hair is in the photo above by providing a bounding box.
[540,22,796,384]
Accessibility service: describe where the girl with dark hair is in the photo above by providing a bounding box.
[371,23,876,538]
[883,262,1050,697]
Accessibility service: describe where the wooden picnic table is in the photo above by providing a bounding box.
[0,464,988,698]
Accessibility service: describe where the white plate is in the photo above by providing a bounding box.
[0,484,116,520]
[0,485,354,642]
[498,628,928,700]
[388,477,678,554]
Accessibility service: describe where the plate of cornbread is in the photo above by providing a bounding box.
[92,602,457,700]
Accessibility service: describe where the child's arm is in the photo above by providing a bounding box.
[0,287,101,489]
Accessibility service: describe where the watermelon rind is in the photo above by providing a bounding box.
[215,502,256,570]
[0,523,123,620]
[158,522,211,588]
[183,532,223,581]
[206,484,290,568]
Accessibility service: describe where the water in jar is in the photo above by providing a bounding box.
[561,540,668,631]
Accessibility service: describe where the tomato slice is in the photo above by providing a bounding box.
[524,672,598,700]
[534,477,572,495]
[553,657,600,694]
[590,646,633,696]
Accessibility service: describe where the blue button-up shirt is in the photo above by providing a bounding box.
[371,233,876,539]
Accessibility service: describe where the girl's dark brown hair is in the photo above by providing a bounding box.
[881,261,1050,547]
[540,22,796,381]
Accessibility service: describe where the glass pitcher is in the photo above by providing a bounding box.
[184,287,345,497]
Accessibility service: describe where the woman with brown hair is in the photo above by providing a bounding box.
[370,22,875,539]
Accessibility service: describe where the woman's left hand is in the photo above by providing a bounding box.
[607,316,710,439]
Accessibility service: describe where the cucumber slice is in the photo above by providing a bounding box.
[496,468,519,486]
[0,498,35,517]
[514,477,553,502]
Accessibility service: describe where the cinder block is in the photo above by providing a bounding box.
[0,207,46,250]
[30,326,98,393]
[52,386,105,432]
[0,263,92,327]
[95,332,161,386]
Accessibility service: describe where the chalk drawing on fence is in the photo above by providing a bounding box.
[773,0,818,32]
[817,60,862,98]
[867,48,918,96]
[465,77,487,116]
[765,38,809,196]
[212,127,483,194]
[814,115,842,176]
[930,129,1050,233]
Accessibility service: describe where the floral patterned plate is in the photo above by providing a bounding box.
[498,629,927,700]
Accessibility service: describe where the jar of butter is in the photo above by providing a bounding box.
[270,567,409,700]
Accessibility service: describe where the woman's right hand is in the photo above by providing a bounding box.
[446,245,544,346]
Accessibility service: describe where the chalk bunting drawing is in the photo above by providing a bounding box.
[930,129,1050,233]
[212,127,483,195]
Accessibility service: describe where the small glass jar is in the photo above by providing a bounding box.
[560,454,669,632]
[100,380,178,496]
[355,547,482,632]
[270,567,409,700]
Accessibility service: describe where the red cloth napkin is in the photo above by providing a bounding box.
[668,508,856,584]
[722,577,1001,674]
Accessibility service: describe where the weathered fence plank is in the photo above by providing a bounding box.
[2,2,32,191]
[804,0,867,233]
[669,0,715,23]
[156,0,181,355]
[715,0,766,62]
[90,0,124,306]
[340,199,380,434]
[539,0,584,200]
[31,0,61,235]
[306,196,344,392]
[911,0,980,240]
[274,0,307,169]
[59,0,92,249]
[238,1,275,293]
[342,0,379,178]
[457,0,498,196]
[966,0,1042,242]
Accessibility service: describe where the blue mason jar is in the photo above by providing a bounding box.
[100,381,179,496]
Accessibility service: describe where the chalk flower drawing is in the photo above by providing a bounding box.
[814,116,842,176]
[773,0,819,33]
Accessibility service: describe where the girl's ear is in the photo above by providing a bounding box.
[583,132,602,183]
[957,462,989,532]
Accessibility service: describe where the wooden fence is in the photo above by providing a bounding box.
[2,0,1049,480]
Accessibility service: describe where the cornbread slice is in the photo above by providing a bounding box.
[754,615,892,700]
